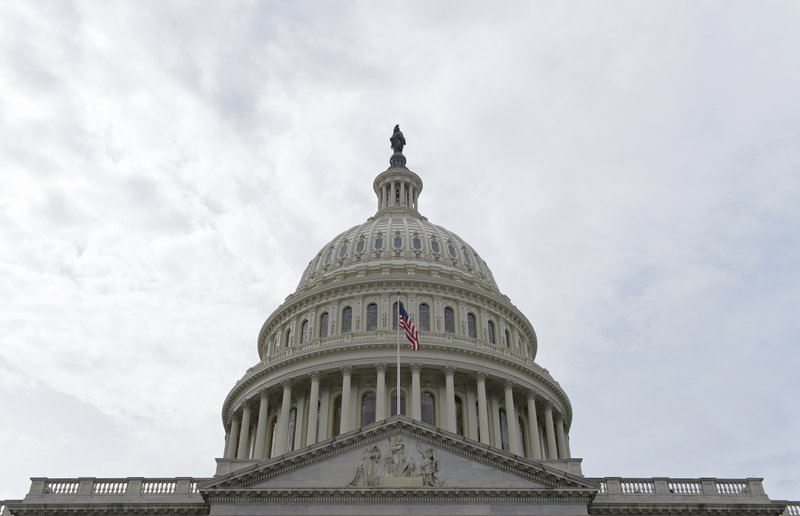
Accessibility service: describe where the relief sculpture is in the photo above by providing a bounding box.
[347,437,444,488]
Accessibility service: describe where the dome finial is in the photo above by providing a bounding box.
[389,124,407,168]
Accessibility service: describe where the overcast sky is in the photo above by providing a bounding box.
[1,0,799,503]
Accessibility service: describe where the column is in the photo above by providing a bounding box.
[490,393,503,448]
[526,391,543,459]
[225,415,241,458]
[318,383,331,441]
[253,392,270,459]
[543,403,558,460]
[293,391,306,451]
[306,371,320,445]
[555,413,569,459]
[444,366,456,432]
[504,381,521,455]
[274,380,293,456]
[410,363,422,421]
[236,402,252,459]
[476,372,490,445]
[466,388,478,441]
[375,363,387,421]
[340,366,352,434]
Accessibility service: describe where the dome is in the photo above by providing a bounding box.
[224,136,573,474]
[296,200,500,293]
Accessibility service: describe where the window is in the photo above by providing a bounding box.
[455,396,464,436]
[392,301,398,330]
[467,313,477,338]
[430,238,440,253]
[463,249,472,266]
[374,233,384,250]
[505,329,511,349]
[419,303,430,331]
[319,312,329,338]
[475,401,481,442]
[362,392,376,425]
[447,243,457,259]
[341,307,352,333]
[412,235,422,250]
[393,232,403,249]
[285,328,292,347]
[300,320,309,343]
[366,303,378,331]
[488,320,496,344]
[324,248,333,265]
[390,390,406,416]
[421,391,435,425]
[338,241,349,258]
[332,396,342,436]
[287,408,297,451]
[499,408,509,451]
[444,307,455,333]
[356,237,366,253]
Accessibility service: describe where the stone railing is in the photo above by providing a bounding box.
[593,477,762,498]
[25,477,208,499]
[784,503,800,515]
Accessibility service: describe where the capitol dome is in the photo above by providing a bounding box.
[221,140,573,469]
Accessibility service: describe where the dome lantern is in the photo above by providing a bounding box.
[374,125,423,214]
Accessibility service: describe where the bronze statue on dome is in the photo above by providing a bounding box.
[390,125,406,154]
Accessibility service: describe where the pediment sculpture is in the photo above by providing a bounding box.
[348,436,443,488]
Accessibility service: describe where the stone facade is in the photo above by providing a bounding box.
[3,146,797,516]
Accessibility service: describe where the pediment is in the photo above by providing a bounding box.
[201,417,597,496]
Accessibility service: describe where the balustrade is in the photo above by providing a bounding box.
[668,480,702,494]
[620,480,655,494]
[29,478,207,498]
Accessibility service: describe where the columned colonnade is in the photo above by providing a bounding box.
[223,364,571,462]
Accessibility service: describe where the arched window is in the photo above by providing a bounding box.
[319,312,329,338]
[332,396,342,437]
[499,408,509,451]
[444,307,455,334]
[285,328,292,347]
[366,303,378,331]
[421,391,435,425]
[300,320,309,343]
[341,307,352,333]
[362,392,376,425]
[390,390,406,416]
[419,303,430,331]
[487,320,496,344]
[455,396,465,436]
[505,329,511,349]
[467,313,477,338]
[287,407,297,451]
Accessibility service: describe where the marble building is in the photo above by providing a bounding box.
[3,134,798,515]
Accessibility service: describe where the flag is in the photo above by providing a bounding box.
[398,302,420,351]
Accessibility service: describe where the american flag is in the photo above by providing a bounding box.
[398,302,420,351]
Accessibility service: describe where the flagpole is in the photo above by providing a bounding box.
[396,292,401,417]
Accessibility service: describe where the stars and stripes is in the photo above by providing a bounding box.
[398,301,420,351]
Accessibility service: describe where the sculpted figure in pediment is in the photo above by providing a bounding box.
[385,436,416,477]
[348,445,382,487]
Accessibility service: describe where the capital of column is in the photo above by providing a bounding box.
[308,370,321,381]
[475,371,487,382]
[410,362,423,374]
[444,365,456,377]
[281,379,293,389]
[375,362,387,373]
[527,389,537,401]
[340,365,353,376]
[503,380,514,391]
[240,399,252,410]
